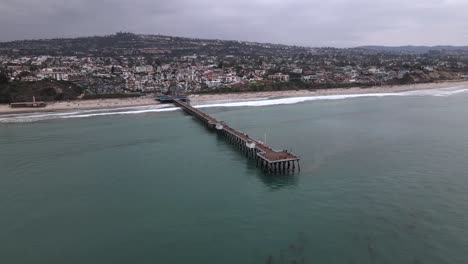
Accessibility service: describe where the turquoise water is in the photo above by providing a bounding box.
[1,91,468,263]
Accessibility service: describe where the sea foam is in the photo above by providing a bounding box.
[1,85,467,123]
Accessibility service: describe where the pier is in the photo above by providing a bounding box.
[173,99,300,174]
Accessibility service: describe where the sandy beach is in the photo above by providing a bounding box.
[190,80,468,103]
[0,96,158,115]
[1,80,468,115]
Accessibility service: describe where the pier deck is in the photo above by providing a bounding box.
[173,99,300,174]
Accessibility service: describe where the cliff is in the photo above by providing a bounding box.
[0,80,83,103]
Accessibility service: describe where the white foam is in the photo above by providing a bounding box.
[402,86,468,96]
[1,85,467,123]
[0,104,175,123]
[195,93,399,109]
[65,107,180,119]
[191,86,466,109]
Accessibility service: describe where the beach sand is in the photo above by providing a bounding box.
[190,81,468,103]
[0,96,157,115]
[1,80,468,115]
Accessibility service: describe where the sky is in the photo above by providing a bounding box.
[1,0,467,47]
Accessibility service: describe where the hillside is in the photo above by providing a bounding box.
[0,79,83,103]
[358,45,468,54]
[0,32,309,58]
[2,33,468,57]
[0,33,467,100]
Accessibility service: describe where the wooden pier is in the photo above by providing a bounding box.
[173,99,300,174]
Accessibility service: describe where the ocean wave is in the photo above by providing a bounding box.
[66,106,180,119]
[0,105,176,123]
[1,85,467,123]
[196,93,398,109]
[402,86,468,97]
[195,85,468,108]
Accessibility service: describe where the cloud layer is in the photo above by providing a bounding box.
[1,0,467,47]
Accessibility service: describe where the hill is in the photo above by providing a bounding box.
[357,45,468,54]
[0,32,309,57]
[0,79,83,104]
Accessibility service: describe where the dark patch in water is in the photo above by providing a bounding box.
[367,237,378,263]
[260,233,309,264]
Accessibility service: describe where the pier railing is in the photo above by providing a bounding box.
[173,99,300,174]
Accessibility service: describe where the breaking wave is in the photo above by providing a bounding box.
[1,85,467,123]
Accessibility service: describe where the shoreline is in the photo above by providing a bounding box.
[190,80,468,103]
[0,96,158,115]
[1,80,468,115]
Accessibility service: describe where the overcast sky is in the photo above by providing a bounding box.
[1,0,467,47]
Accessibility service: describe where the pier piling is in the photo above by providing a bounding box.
[172,99,300,175]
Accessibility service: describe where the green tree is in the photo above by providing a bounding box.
[17,71,32,80]
[0,72,12,103]
[0,71,8,84]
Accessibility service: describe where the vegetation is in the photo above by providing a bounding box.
[1,33,466,99]
[81,93,141,100]
[0,79,83,103]
[196,80,376,94]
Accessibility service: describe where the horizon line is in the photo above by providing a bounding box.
[0,32,467,50]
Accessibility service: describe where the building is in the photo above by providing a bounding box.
[205,79,222,88]
[302,75,318,82]
[268,73,290,82]
[135,65,154,73]
[291,68,303,74]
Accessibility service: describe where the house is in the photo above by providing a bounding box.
[38,71,68,81]
[206,79,222,88]
[268,73,290,82]
[302,75,318,82]
[135,65,154,73]
[291,68,303,74]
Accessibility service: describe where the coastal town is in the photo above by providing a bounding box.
[1,33,468,103]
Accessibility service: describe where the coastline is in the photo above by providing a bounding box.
[1,80,468,115]
[190,80,468,103]
[0,96,158,115]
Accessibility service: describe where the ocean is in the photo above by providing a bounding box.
[1,86,468,263]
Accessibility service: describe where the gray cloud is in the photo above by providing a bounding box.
[1,0,467,47]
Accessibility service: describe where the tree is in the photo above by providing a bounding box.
[29,65,39,72]
[257,58,263,66]
[17,71,32,80]
[0,72,11,103]
[0,71,9,84]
